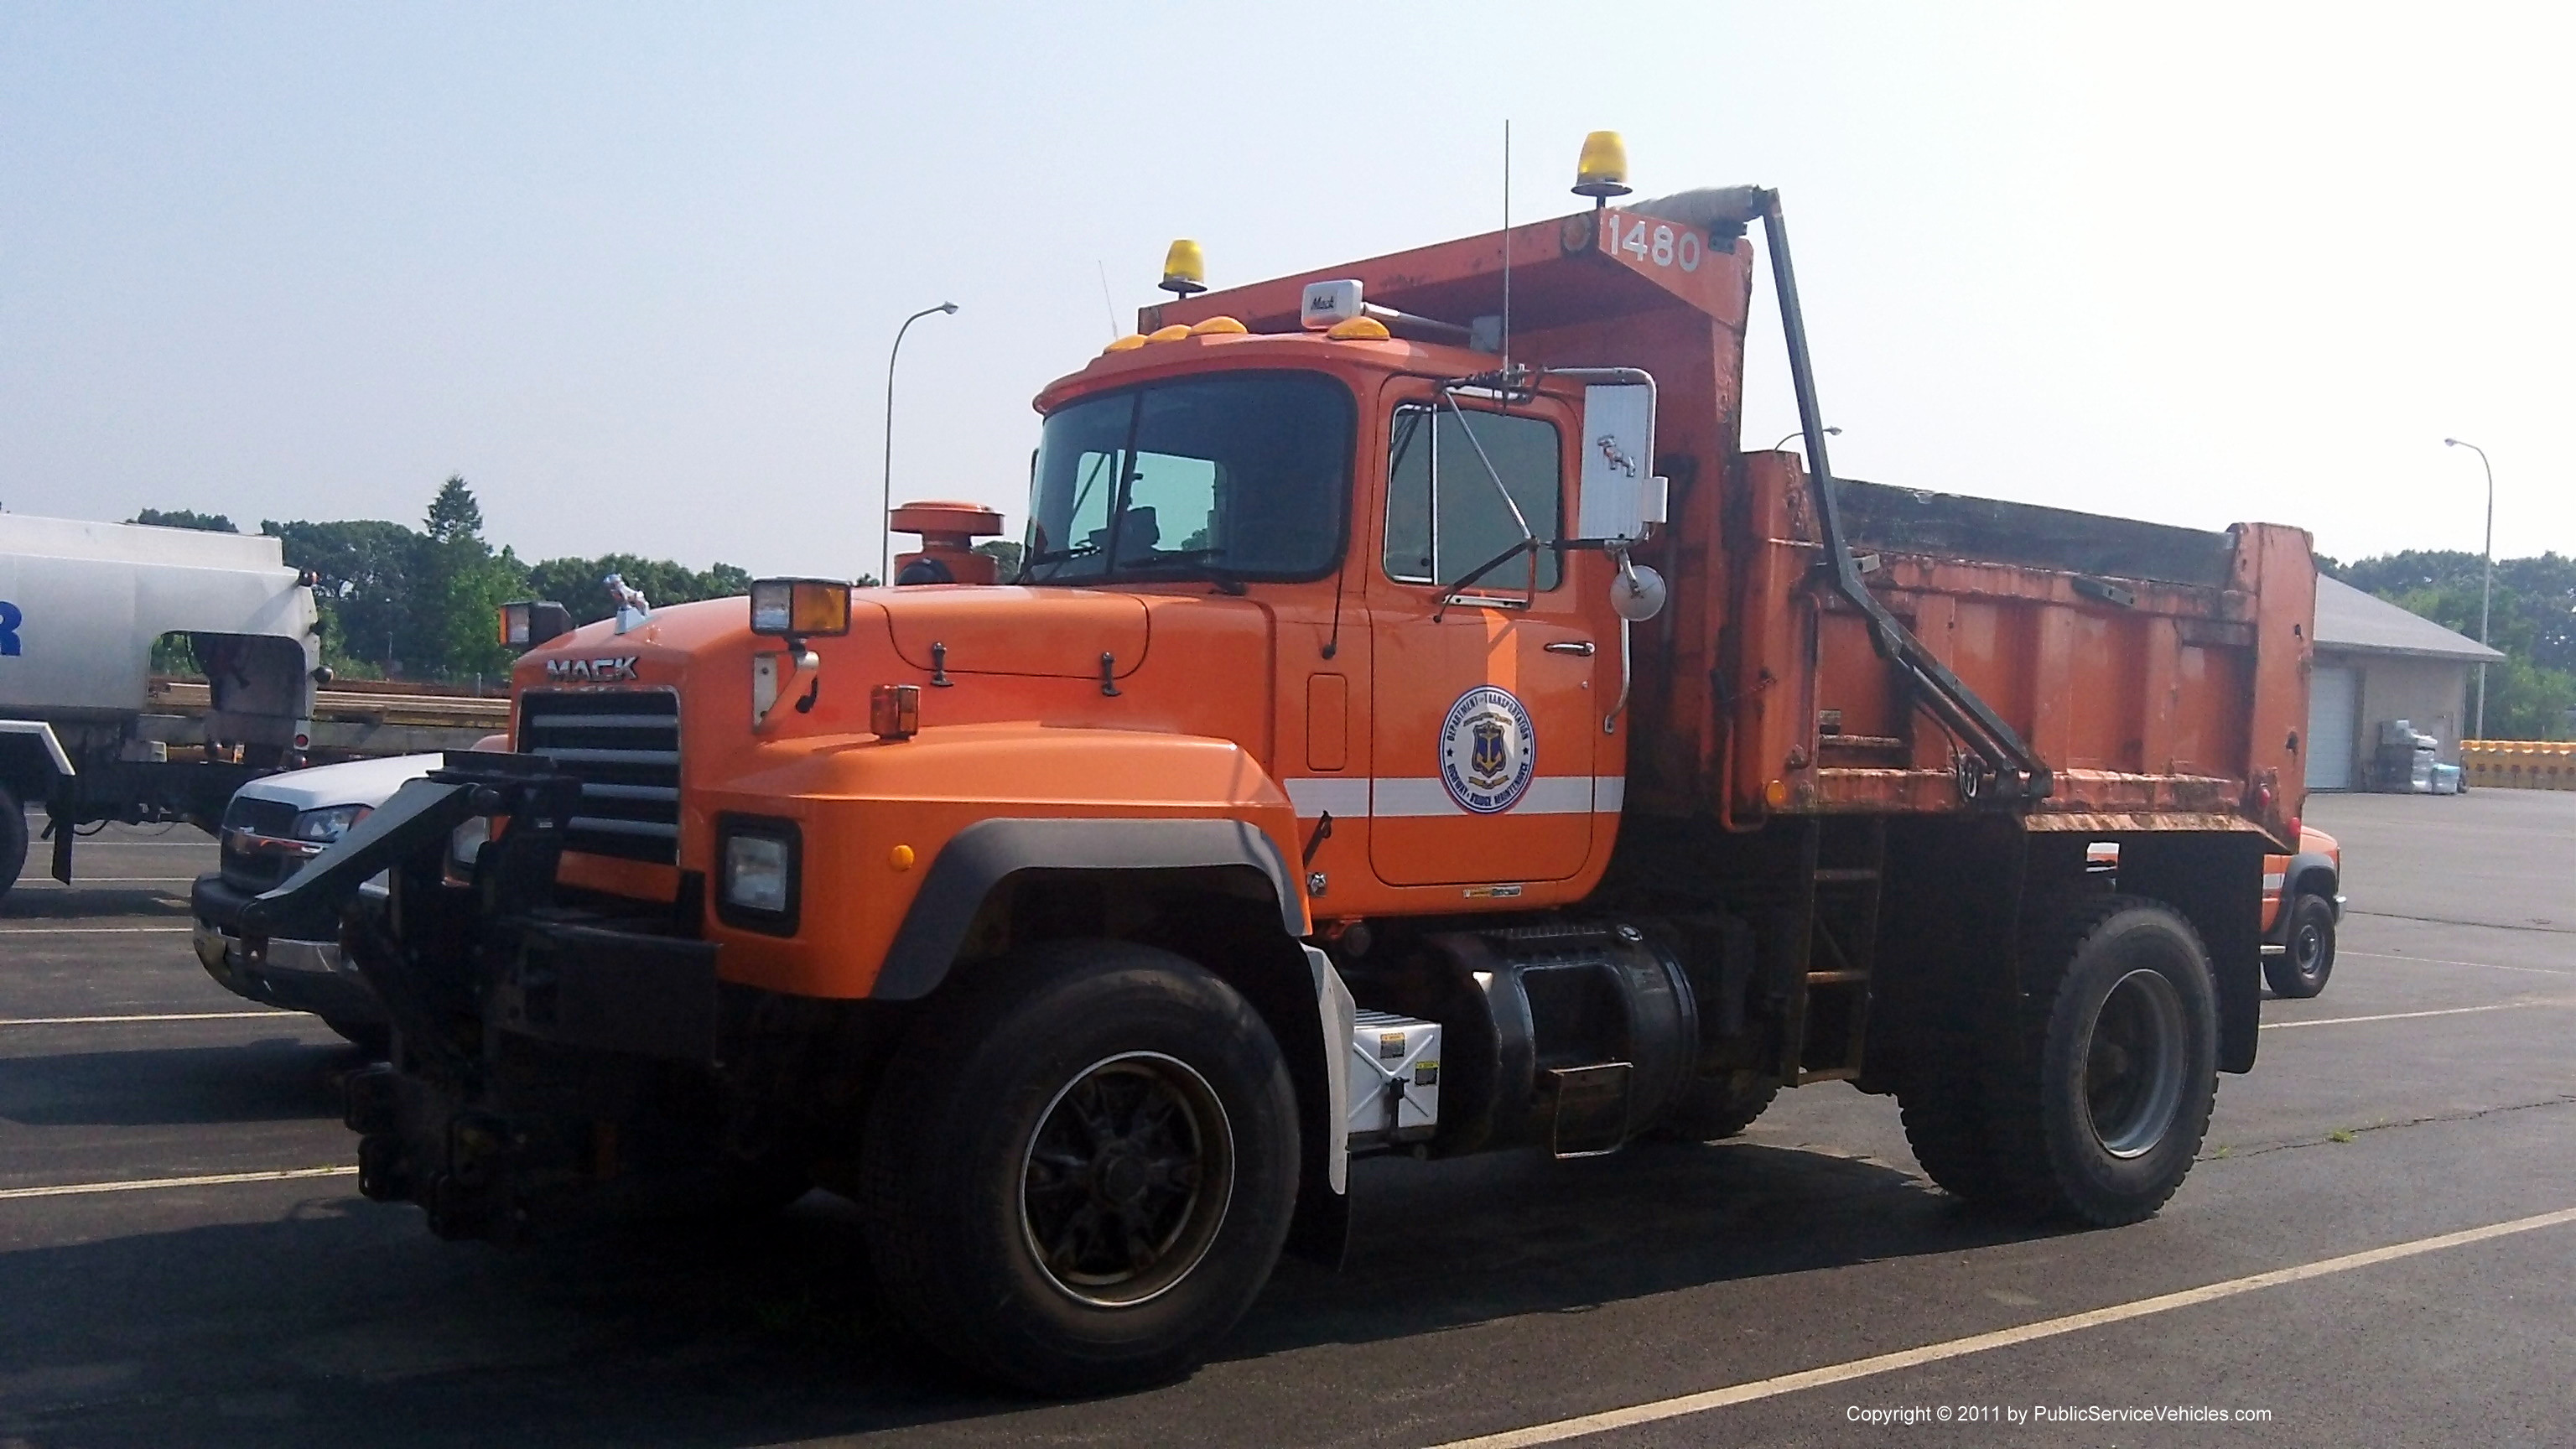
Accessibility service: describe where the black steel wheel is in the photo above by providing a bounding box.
[2262,893,2337,999]
[1985,895,2219,1226]
[1021,1052,1235,1306]
[860,940,1298,1394]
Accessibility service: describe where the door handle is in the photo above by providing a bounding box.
[1544,640,1597,657]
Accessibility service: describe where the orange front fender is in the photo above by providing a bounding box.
[693,723,1309,1000]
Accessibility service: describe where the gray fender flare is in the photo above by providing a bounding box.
[2268,850,2340,943]
[871,817,1306,1000]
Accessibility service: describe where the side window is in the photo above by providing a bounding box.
[1383,404,1562,591]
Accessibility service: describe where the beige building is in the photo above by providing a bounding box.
[2305,575,2506,791]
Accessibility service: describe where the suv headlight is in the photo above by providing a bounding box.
[717,817,801,933]
[291,804,371,843]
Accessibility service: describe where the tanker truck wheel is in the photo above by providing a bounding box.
[1984,896,2218,1226]
[0,785,25,906]
[860,940,1299,1395]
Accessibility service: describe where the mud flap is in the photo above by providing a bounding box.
[1285,944,1356,1269]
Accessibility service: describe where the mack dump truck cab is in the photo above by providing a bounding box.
[250,168,2314,1393]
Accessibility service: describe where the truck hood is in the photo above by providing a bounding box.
[881,585,1150,680]
[231,752,441,811]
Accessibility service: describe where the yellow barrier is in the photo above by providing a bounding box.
[2461,740,2576,791]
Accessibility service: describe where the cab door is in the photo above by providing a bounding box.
[1367,387,1601,887]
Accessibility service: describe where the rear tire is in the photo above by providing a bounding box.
[860,940,1299,1394]
[2262,893,2336,999]
[0,784,27,906]
[1983,896,2219,1226]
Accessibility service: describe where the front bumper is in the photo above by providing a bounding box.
[190,872,384,1025]
[255,754,755,1237]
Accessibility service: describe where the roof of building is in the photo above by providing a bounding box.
[2315,575,2507,662]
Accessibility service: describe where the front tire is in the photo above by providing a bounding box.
[860,941,1299,1394]
[2262,893,2336,999]
[1983,896,2219,1226]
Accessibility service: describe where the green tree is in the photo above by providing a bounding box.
[975,539,1025,580]
[524,553,755,627]
[262,517,424,678]
[2339,548,2576,740]
[130,507,238,532]
[413,476,527,682]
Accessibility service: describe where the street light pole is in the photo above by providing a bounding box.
[882,302,959,584]
[1771,424,1840,453]
[2444,437,2496,739]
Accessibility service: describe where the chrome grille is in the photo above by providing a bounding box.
[218,797,304,891]
[517,688,682,863]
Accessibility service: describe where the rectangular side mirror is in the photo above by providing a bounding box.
[1574,382,1658,543]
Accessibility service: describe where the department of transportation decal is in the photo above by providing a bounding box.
[1439,685,1537,814]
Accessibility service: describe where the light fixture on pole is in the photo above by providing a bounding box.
[881,302,960,584]
[2444,437,2496,739]
[1773,425,1840,452]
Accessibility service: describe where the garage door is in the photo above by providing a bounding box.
[2307,665,2358,790]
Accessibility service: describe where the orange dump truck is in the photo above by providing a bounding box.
[249,159,2315,1393]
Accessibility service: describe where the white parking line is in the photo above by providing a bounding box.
[0,1011,299,1028]
[2262,1001,2557,1030]
[0,1166,357,1202]
[2343,949,2572,979]
[8,878,198,886]
[0,927,195,935]
[1429,1206,2576,1448]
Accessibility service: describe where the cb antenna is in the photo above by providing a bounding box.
[1500,118,1512,379]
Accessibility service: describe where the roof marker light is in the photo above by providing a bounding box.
[1325,316,1391,341]
[1188,315,1247,335]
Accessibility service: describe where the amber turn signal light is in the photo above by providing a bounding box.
[750,579,852,638]
[871,683,921,741]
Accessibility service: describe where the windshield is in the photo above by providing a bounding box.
[1022,371,1354,585]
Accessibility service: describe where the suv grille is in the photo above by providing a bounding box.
[217,797,304,891]
[517,688,682,863]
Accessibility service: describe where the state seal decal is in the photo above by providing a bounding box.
[1439,685,1537,814]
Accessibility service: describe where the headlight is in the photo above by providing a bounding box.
[291,804,371,843]
[717,817,801,933]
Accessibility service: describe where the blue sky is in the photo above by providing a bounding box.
[3,3,2568,578]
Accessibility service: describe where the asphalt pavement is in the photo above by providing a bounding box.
[1,792,2570,1447]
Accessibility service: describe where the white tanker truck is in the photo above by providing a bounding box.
[0,513,496,902]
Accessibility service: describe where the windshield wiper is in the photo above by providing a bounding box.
[1021,542,1099,581]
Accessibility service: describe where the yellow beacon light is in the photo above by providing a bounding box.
[1572,130,1633,205]
[1160,238,1207,297]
